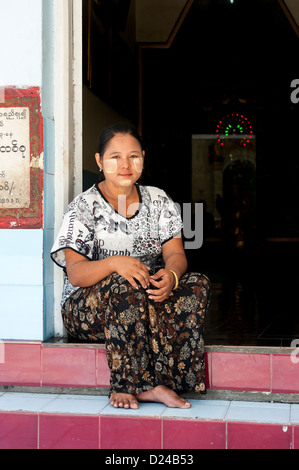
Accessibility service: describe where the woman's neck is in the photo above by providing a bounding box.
[99,181,139,217]
[100,180,136,201]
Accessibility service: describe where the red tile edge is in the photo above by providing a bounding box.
[39,414,100,449]
[0,342,41,387]
[96,349,111,387]
[208,351,271,392]
[100,416,162,449]
[271,354,299,394]
[1,342,299,394]
[1,410,298,449]
[163,419,226,449]
[0,412,38,449]
[227,422,293,449]
[41,346,97,388]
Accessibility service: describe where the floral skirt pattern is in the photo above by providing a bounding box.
[62,272,211,395]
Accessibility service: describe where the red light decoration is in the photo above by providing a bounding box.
[216,113,254,147]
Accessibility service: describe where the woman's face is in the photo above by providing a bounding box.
[95,134,144,189]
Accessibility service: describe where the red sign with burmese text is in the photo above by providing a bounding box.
[0,87,43,228]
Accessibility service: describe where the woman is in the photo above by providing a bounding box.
[51,123,211,410]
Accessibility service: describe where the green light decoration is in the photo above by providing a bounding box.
[216,113,253,147]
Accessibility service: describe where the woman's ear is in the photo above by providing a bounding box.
[95,153,101,169]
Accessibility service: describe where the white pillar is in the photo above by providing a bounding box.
[53,0,82,336]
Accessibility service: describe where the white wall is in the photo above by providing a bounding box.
[0,0,45,340]
[0,0,42,86]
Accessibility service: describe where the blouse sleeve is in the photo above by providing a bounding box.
[51,196,95,269]
[158,190,183,245]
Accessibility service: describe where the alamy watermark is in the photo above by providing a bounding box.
[291,339,299,364]
[290,79,299,104]
[176,202,203,249]
[115,198,203,250]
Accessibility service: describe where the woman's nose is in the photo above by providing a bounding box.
[121,157,130,168]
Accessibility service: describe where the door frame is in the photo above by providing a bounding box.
[53,0,83,336]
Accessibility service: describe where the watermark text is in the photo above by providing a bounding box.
[290,79,299,104]
[291,339,299,364]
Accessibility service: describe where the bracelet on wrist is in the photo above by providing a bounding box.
[169,270,179,291]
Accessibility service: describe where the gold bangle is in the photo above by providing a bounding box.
[169,270,179,291]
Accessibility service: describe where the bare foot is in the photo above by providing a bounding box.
[110,393,139,409]
[137,385,191,409]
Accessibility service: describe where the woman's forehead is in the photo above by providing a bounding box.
[104,134,143,154]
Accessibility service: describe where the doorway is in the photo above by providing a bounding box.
[81,0,299,346]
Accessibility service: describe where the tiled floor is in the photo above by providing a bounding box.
[0,391,297,424]
[1,392,299,449]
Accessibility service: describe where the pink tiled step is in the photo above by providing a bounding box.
[0,342,110,389]
[1,342,299,394]
[0,392,299,449]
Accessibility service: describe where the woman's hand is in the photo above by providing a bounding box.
[111,255,151,290]
[146,269,176,302]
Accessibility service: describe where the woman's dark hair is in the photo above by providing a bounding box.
[97,123,143,158]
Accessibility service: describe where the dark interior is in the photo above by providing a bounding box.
[83,0,299,346]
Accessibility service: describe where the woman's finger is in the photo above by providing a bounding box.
[127,276,140,290]
[149,278,163,289]
[147,288,170,302]
[134,271,151,289]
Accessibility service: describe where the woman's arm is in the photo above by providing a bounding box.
[65,249,115,287]
[65,249,150,289]
[147,234,187,301]
[163,235,188,281]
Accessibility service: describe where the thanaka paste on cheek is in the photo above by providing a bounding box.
[134,157,143,173]
[103,159,117,174]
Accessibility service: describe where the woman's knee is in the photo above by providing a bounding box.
[183,272,211,291]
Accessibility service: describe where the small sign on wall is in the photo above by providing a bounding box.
[0,87,43,228]
[0,107,30,209]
